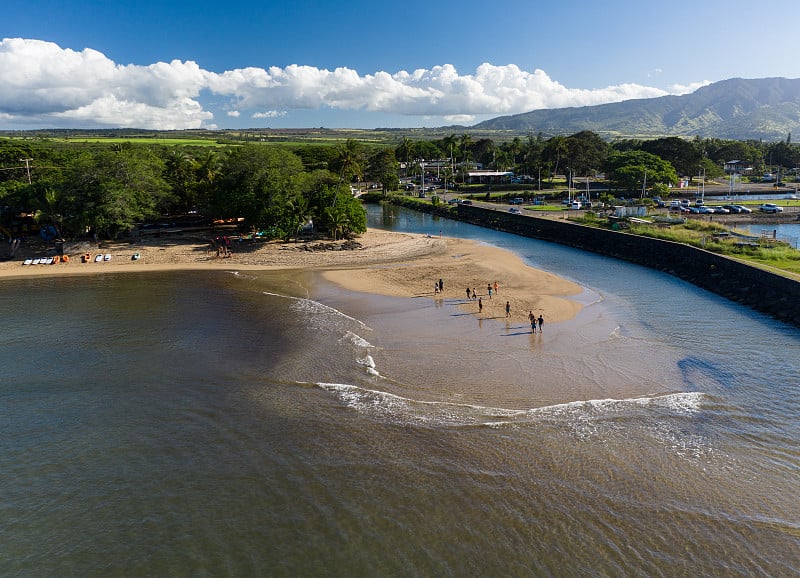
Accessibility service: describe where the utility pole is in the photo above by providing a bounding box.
[20,158,33,184]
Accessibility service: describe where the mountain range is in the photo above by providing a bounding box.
[473,77,800,141]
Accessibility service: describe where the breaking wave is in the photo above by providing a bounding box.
[315,383,706,429]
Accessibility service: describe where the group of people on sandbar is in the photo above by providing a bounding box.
[435,278,545,333]
[529,310,544,333]
[463,281,499,301]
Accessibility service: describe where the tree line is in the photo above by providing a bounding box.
[2,132,798,240]
[397,132,800,188]
[0,138,374,241]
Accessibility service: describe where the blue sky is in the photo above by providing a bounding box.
[2,0,799,130]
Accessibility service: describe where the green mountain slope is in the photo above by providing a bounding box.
[474,77,800,140]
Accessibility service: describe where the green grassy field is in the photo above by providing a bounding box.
[625,220,800,276]
[53,137,229,147]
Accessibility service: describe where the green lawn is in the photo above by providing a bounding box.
[626,220,800,276]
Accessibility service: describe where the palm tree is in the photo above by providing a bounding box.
[165,149,195,213]
[334,138,364,184]
[509,137,522,171]
[545,136,568,182]
[325,205,349,241]
[460,133,474,182]
[193,150,221,213]
[396,137,415,177]
[287,193,311,241]
[34,187,63,240]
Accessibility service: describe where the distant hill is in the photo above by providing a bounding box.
[473,77,800,140]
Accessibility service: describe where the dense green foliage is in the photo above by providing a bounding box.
[3,128,800,243]
[390,131,800,189]
[0,138,368,241]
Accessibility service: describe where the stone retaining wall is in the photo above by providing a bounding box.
[387,198,800,328]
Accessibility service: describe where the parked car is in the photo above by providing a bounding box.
[460,199,473,205]
[697,206,715,214]
[509,197,524,205]
[712,207,730,214]
[722,204,742,213]
[447,198,462,205]
[735,205,752,213]
[509,207,521,214]
[759,203,784,213]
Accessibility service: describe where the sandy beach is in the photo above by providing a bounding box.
[0,228,583,324]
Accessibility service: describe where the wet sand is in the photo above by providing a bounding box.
[0,229,583,325]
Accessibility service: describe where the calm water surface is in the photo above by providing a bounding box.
[1,205,798,576]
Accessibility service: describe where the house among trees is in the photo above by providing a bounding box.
[467,170,513,184]
[724,160,753,175]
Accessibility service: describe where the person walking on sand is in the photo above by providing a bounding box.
[494,281,499,294]
[487,284,492,299]
[538,314,544,332]
[472,288,477,301]
[505,301,511,318]
[434,282,439,295]
[466,287,471,300]
[529,310,536,333]
[439,278,444,293]
[478,297,483,313]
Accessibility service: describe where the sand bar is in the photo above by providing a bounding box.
[0,229,583,323]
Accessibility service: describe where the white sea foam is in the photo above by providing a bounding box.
[317,382,505,426]
[344,330,373,349]
[356,354,381,377]
[316,383,705,428]
[262,291,370,329]
[529,391,705,419]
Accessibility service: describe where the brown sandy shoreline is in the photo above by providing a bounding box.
[0,229,583,324]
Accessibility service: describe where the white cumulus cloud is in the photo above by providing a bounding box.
[0,38,211,128]
[0,37,709,129]
[252,110,286,119]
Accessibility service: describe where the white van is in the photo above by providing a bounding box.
[569,201,582,210]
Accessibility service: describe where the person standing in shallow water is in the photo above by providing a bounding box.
[466,287,471,300]
[529,310,536,333]
[478,297,483,313]
[505,301,511,317]
[538,314,544,332]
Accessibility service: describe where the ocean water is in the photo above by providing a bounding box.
[1,206,799,576]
